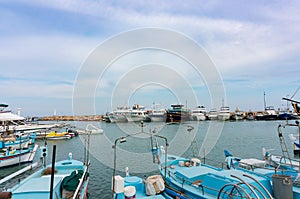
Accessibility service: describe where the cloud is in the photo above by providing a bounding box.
[1,0,300,114]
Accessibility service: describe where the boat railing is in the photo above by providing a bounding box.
[242,174,273,199]
[218,174,273,199]
[72,161,90,199]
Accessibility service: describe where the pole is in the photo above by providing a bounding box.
[49,145,56,199]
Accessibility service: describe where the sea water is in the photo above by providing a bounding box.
[1,120,299,198]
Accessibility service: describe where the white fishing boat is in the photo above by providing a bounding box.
[0,144,38,168]
[190,105,207,121]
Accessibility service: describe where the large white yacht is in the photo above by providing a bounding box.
[218,106,231,121]
[190,105,207,121]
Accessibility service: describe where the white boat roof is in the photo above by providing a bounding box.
[0,112,25,121]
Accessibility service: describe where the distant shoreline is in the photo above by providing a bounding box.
[39,115,103,121]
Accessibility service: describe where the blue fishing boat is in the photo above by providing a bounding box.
[9,155,89,199]
[1,126,92,199]
[5,147,89,199]
[158,153,276,199]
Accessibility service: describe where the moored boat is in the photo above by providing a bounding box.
[148,104,167,122]
[207,108,218,120]
[190,105,207,121]
[108,106,130,123]
[7,151,89,199]
[159,153,274,199]
[218,106,230,121]
[126,104,150,122]
[0,144,38,168]
[166,104,190,123]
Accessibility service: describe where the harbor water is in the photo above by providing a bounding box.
[1,120,299,198]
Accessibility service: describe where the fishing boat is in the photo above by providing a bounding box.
[159,153,276,199]
[166,104,190,123]
[6,149,89,199]
[263,106,278,120]
[3,126,92,199]
[0,144,38,168]
[190,106,207,121]
[0,132,36,150]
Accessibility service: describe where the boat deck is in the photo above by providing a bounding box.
[10,159,85,199]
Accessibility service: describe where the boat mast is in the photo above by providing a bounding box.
[264,91,267,110]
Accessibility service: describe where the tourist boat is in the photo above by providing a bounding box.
[218,106,231,121]
[166,104,190,123]
[207,108,218,120]
[0,144,38,168]
[108,106,130,123]
[126,104,150,122]
[190,106,207,121]
[148,104,167,122]
[6,149,89,199]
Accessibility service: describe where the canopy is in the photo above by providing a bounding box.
[0,112,25,121]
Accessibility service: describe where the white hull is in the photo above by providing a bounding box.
[149,115,166,122]
[126,116,149,122]
[208,115,218,120]
[46,135,71,140]
[109,115,127,123]
[218,114,230,121]
[0,145,38,168]
[191,114,206,121]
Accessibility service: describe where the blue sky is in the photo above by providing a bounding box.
[1,0,300,116]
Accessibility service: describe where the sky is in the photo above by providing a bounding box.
[1,0,300,116]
